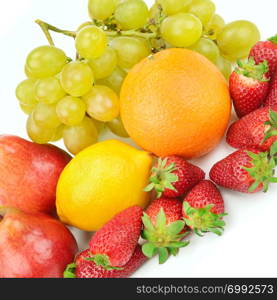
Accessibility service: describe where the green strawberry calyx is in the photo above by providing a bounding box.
[141,208,189,264]
[86,254,123,271]
[144,158,178,198]
[243,146,277,193]
[236,57,269,82]
[64,263,76,278]
[183,202,227,237]
[262,109,277,143]
[268,34,277,45]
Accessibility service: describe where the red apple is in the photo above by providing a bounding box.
[0,135,71,214]
[0,207,78,278]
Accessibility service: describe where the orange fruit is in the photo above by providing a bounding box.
[120,48,231,159]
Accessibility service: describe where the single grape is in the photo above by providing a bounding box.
[63,117,98,155]
[56,96,86,126]
[217,20,261,60]
[60,61,94,97]
[181,0,193,12]
[33,103,61,129]
[35,77,66,104]
[215,56,232,80]
[75,25,107,60]
[19,103,35,115]
[157,0,190,16]
[83,85,120,122]
[88,47,118,80]
[26,46,67,79]
[88,0,116,21]
[190,38,219,63]
[107,117,129,138]
[16,79,38,107]
[204,14,225,40]
[110,37,150,69]
[97,67,127,93]
[51,125,65,142]
[27,114,55,144]
[188,0,215,26]
[77,21,94,32]
[161,13,202,47]
[114,0,149,30]
[25,64,36,79]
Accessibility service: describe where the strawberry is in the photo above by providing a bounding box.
[249,35,277,77]
[209,149,277,193]
[64,245,147,278]
[264,72,277,107]
[183,180,226,237]
[227,106,277,152]
[145,156,205,198]
[141,198,189,264]
[229,58,270,118]
[88,206,143,269]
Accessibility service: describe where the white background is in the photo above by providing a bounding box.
[0,0,276,278]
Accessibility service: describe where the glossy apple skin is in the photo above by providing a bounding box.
[0,208,78,278]
[0,135,71,214]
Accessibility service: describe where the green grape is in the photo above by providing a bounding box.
[26,46,67,79]
[161,13,202,47]
[181,0,193,12]
[83,85,120,122]
[27,114,55,144]
[88,0,116,21]
[190,38,219,63]
[33,103,61,129]
[77,21,94,32]
[63,117,98,155]
[75,25,107,60]
[188,0,215,26]
[35,77,66,104]
[114,0,149,30]
[217,20,261,60]
[204,14,225,40]
[16,79,38,107]
[19,103,35,115]
[51,125,65,142]
[97,67,127,93]
[215,56,232,80]
[25,64,36,79]
[88,47,118,80]
[60,61,94,97]
[108,117,129,138]
[93,119,106,133]
[158,0,190,16]
[56,96,86,126]
[111,37,150,69]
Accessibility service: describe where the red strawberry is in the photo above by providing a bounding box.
[249,35,277,77]
[210,149,277,193]
[227,106,277,152]
[64,245,147,278]
[264,72,277,107]
[183,180,226,236]
[145,156,205,198]
[141,198,189,264]
[88,206,143,269]
[229,58,270,118]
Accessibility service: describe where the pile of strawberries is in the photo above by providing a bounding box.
[64,36,277,279]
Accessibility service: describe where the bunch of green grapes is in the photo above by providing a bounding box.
[16,0,261,155]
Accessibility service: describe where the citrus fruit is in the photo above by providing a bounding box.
[56,140,153,231]
[120,48,231,159]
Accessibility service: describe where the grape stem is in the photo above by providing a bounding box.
[35,19,77,42]
[35,19,157,44]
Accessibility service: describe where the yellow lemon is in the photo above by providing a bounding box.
[56,140,153,231]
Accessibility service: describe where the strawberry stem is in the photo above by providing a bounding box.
[262,110,277,143]
[183,202,227,237]
[236,57,269,81]
[144,158,178,198]
[141,209,189,264]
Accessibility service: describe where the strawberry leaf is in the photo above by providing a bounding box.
[262,110,277,143]
[156,208,167,228]
[159,248,169,264]
[142,243,158,258]
[268,34,277,45]
[167,220,186,236]
[236,58,269,81]
[64,263,76,278]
